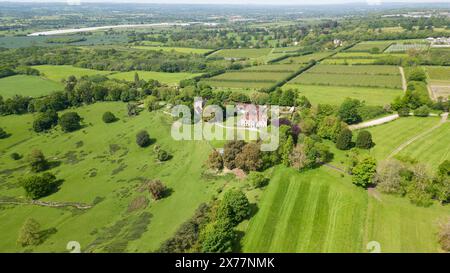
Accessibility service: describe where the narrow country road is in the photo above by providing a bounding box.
[399,66,407,93]
[348,114,399,130]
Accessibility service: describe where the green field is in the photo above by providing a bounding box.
[242,166,449,253]
[289,64,402,89]
[243,64,299,72]
[397,122,450,170]
[272,46,303,53]
[425,66,450,82]
[0,75,63,98]
[211,71,290,82]
[322,52,408,65]
[132,46,212,55]
[279,52,335,64]
[385,43,429,53]
[200,80,273,90]
[0,102,229,252]
[347,41,393,52]
[34,65,113,82]
[365,117,442,161]
[284,84,402,106]
[210,48,273,59]
[109,71,203,85]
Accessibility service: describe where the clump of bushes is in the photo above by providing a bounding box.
[10,152,22,160]
[102,111,117,123]
[28,149,49,173]
[157,149,170,162]
[0,127,9,139]
[336,128,353,150]
[413,105,430,117]
[33,111,58,133]
[356,130,374,149]
[136,130,151,147]
[247,172,269,189]
[147,180,167,200]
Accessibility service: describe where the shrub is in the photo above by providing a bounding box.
[407,67,427,82]
[28,149,49,173]
[157,149,170,162]
[336,128,353,150]
[10,152,21,160]
[17,218,42,247]
[438,160,450,177]
[247,172,269,188]
[398,107,410,117]
[33,111,58,133]
[136,130,150,147]
[355,130,374,149]
[0,127,9,139]
[102,111,117,123]
[148,180,167,200]
[374,159,406,195]
[59,112,82,132]
[207,150,223,170]
[216,189,251,226]
[21,172,58,199]
[200,219,234,253]
[338,98,362,125]
[223,140,246,169]
[413,105,430,117]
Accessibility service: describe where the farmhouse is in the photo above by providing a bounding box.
[236,103,268,128]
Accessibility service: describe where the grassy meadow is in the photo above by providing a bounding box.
[132,46,213,55]
[34,65,113,82]
[0,102,230,252]
[108,71,203,85]
[0,75,63,98]
[242,166,449,253]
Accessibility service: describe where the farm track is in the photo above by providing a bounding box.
[399,66,407,92]
[0,200,93,210]
[387,112,449,159]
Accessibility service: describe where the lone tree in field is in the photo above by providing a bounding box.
[21,172,58,199]
[0,127,9,139]
[439,219,450,252]
[136,130,151,147]
[28,149,49,173]
[336,128,353,150]
[102,111,117,123]
[33,111,58,133]
[207,150,223,170]
[356,130,374,149]
[59,112,82,132]
[352,157,377,188]
[216,189,251,226]
[17,218,42,247]
[148,180,167,200]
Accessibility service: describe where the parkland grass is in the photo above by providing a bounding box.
[0,75,63,98]
[0,102,229,252]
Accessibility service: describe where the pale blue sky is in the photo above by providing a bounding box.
[3,0,450,5]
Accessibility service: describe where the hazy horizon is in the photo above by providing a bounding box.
[1,0,450,6]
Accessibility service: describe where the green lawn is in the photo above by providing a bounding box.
[0,102,228,252]
[0,75,63,98]
[397,122,450,170]
[242,165,450,253]
[242,166,368,253]
[34,65,113,82]
[365,117,442,161]
[108,71,202,85]
[284,84,402,106]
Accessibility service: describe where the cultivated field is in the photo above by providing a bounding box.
[209,48,272,59]
[289,64,402,89]
[0,75,63,98]
[279,52,335,64]
[203,70,291,90]
[34,65,113,82]
[385,43,429,53]
[0,102,230,252]
[132,46,213,55]
[322,52,408,65]
[425,66,450,99]
[109,71,203,85]
[347,41,393,52]
[243,64,299,72]
[283,84,402,106]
